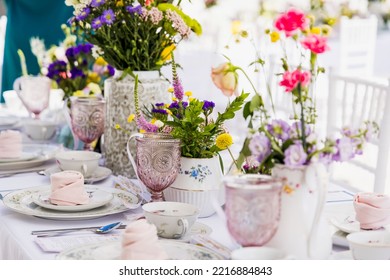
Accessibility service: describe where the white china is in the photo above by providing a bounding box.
[142,201,199,239]
[56,239,224,260]
[44,166,112,183]
[347,231,390,260]
[330,214,390,233]
[165,222,212,243]
[55,151,101,177]
[31,188,114,212]
[23,119,58,141]
[0,116,19,130]
[0,151,39,163]
[231,246,292,260]
[2,185,140,220]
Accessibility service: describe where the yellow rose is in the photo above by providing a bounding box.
[211,63,239,97]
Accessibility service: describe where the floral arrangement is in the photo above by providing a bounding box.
[46,42,115,100]
[118,55,248,160]
[65,0,202,72]
[211,7,378,174]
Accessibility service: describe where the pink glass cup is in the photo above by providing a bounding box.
[223,174,283,247]
[70,97,105,151]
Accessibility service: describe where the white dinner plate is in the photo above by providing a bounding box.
[330,214,390,233]
[2,185,141,220]
[31,188,114,212]
[43,166,112,183]
[56,239,224,260]
[0,151,39,163]
[0,144,61,171]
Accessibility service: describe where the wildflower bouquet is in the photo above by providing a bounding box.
[66,0,202,72]
[46,42,115,100]
[212,8,378,174]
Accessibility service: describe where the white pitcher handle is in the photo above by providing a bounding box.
[305,163,328,259]
[126,133,144,176]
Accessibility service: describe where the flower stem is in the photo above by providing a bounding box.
[227,147,241,173]
[297,82,307,150]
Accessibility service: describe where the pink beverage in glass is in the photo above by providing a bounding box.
[223,174,283,247]
[13,76,51,119]
[71,97,105,151]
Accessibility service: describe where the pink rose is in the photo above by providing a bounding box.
[211,63,239,97]
[301,34,329,54]
[274,8,307,36]
[279,69,311,92]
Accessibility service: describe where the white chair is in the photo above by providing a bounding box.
[338,15,378,76]
[327,70,390,194]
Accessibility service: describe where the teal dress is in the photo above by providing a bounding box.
[1,0,73,102]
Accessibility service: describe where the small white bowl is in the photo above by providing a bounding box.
[23,119,58,141]
[142,201,199,239]
[55,151,101,177]
[163,186,225,218]
[347,231,390,260]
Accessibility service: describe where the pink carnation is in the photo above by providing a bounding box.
[274,8,307,36]
[301,34,329,54]
[279,69,311,92]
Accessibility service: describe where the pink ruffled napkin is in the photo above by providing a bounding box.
[0,130,22,158]
[354,192,390,230]
[49,171,90,206]
[121,220,168,260]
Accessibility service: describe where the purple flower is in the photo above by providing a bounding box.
[126,5,142,15]
[169,102,180,109]
[65,47,75,59]
[136,115,159,133]
[249,133,271,164]
[203,100,215,111]
[102,9,116,25]
[290,122,311,139]
[332,137,355,162]
[182,101,188,108]
[70,67,85,79]
[284,143,308,166]
[152,108,168,115]
[91,17,104,29]
[47,60,67,79]
[267,119,290,141]
[173,78,184,101]
[81,43,93,53]
[76,7,90,21]
[107,65,115,76]
[155,103,165,107]
[91,0,105,7]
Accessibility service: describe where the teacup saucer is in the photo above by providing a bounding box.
[160,222,212,242]
[44,166,112,183]
[330,214,390,233]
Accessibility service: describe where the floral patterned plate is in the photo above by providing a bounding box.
[56,240,224,260]
[2,185,140,220]
[330,214,390,233]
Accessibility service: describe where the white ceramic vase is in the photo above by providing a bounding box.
[103,71,169,178]
[266,163,332,259]
[164,156,225,217]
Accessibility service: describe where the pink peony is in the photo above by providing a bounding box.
[274,8,307,36]
[301,34,329,54]
[211,63,239,97]
[279,69,311,92]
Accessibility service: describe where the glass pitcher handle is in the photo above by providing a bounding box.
[126,133,144,176]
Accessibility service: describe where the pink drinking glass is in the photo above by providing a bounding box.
[13,76,51,119]
[70,96,105,151]
[223,174,283,247]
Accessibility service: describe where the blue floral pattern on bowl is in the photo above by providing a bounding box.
[179,164,212,183]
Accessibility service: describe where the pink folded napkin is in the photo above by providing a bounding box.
[353,192,390,230]
[49,171,90,206]
[121,219,168,260]
[0,130,22,158]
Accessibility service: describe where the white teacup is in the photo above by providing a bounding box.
[55,151,101,177]
[347,231,390,260]
[23,119,58,141]
[142,201,199,239]
[231,247,292,260]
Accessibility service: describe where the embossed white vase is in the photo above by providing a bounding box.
[103,71,169,178]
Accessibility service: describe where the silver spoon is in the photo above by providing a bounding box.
[32,222,124,237]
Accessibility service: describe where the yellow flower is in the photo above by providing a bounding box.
[231,20,241,35]
[172,97,178,102]
[185,91,192,97]
[116,0,124,7]
[115,124,121,129]
[322,25,332,36]
[73,90,85,97]
[310,27,321,35]
[283,185,294,194]
[160,44,176,62]
[151,118,157,124]
[140,129,146,133]
[270,31,280,43]
[164,104,170,108]
[87,72,101,84]
[306,14,315,25]
[95,57,107,66]
[216,133,233,150]
[166,109,173,115]
[127,114,135,123]
[167,87,174,93]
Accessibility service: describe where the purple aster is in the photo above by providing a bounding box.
[91,0,105,7]
[81,43,93,54]
[126,5,143,15]
[248,133,271,164]
[76,7,90,21]
[203,100,215,111]
[155,103,164,107]
[102,9,116,25]
[284,143,308,167]
[107,65,115,76]
[136,115,158,133]
[91,17,104,29]
[70,67,85,79]
[267,119,290,141]
[169,102,180,109]
[65,47,75,59]
[332,137,355,162]
[152,108,168,115]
